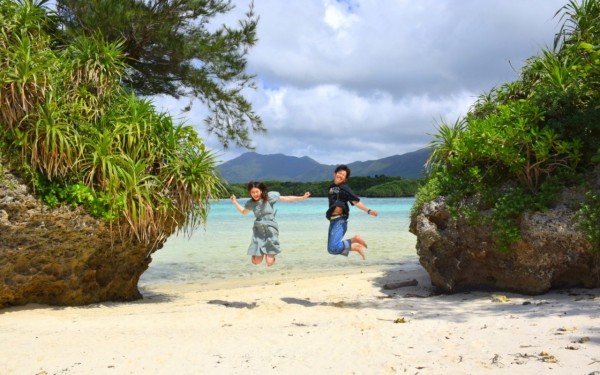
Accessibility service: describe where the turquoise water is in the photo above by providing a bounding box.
[139,197,418,286]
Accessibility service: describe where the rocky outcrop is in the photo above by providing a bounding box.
[410,183,600,295]
[0,166,165,308]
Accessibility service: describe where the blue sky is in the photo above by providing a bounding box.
[103,1,570,165]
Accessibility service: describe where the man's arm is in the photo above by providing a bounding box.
[353,201,378,216]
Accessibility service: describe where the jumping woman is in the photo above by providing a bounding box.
[231,181,310,266]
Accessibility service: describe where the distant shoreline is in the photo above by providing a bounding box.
[226,176,421,198]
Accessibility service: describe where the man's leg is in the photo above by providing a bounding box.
[327,218,351,256]
[351,234,368,248]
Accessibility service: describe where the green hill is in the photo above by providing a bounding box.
[217,148,430,183]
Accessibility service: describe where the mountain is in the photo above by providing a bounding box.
[217,148,430,183]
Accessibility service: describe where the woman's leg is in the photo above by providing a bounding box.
[265,254,276,266]
[251,255,264,265]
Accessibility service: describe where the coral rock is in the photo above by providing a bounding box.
[410,188,600,295]
[0,168,164,308]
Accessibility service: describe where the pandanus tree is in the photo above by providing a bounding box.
[0,0,225,246]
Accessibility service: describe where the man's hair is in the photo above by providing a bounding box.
[334,165,351,179]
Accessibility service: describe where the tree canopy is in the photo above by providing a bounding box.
[56,0,265,149]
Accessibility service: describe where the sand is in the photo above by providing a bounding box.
[1,264,599,375]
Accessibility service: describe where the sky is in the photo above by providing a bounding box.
[143,1,567,165]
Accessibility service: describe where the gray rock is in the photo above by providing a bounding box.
[0,165,167,308]
[410,180,600,295]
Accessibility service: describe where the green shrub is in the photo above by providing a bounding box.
[415,0,600,251]
[577,191,600,252]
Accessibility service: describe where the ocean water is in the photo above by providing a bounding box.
[139,197,418,286]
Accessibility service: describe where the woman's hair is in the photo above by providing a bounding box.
[335,164,351,179]
[247,181,269,201]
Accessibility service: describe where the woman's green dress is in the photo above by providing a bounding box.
[244,191,281,255]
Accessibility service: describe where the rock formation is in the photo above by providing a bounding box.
[0,166,165,308]
[410,178,600,295]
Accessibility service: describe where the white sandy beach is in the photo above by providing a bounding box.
[1,264,599,375]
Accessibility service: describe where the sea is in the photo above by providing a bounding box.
[139,197,419,287]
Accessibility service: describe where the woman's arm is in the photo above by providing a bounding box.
[353,200,378,216]
[230,194,250,214]
[279,192,311,202]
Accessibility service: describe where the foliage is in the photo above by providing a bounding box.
[0,0,226,246]
[418,0,600,250]
[55,0,265,149]
[486,177,565,251]
[226,176,421,198]
[577,191,600,252]
[425,117,465,172]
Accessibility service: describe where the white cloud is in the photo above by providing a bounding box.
[151,0,567,165]
[323,0,359,32]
